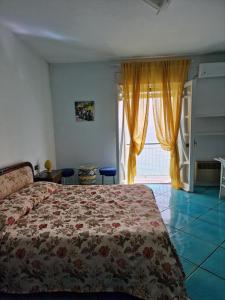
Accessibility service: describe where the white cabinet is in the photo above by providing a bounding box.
[179,77,225,192]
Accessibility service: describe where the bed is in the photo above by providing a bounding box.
[0,162,187,300]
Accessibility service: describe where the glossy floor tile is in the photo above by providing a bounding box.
[169,201,211,218]
[170,231,216,265]
[165,224,177,237]
[178,256,198,278]
[202,247,225,280]
[213,201,225,213]
[155,192,182,208]
[151,184,225,300]
[161,209,196,229]
[181,218,225,246]
[186,268,225,300]
[221,239,225,249]
[147,183,172,195]
[199,208,225,228]
[188,195,219,208]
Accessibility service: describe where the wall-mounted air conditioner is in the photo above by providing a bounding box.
[199,62,225,78]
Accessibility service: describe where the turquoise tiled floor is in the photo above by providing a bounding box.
[148,184,225,300]
[1,184,225,300]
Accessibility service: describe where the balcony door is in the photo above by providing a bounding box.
[118,101,170,184]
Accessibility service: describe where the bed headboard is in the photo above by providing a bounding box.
[0,162,34,200]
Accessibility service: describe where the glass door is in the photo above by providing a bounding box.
[119,100,170,184]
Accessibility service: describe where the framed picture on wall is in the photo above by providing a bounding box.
[74,101,95,121]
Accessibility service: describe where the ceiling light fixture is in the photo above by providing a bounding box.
[141,0,171,14]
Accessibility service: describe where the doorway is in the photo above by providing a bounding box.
[118,101,170,184]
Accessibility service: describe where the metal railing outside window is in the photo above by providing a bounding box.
[126,143,170,179]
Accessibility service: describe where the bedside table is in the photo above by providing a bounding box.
[34,170,62,183]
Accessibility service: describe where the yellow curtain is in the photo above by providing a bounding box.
[121,59,190,187]
[151,60,190,189]
[121,63,150,184]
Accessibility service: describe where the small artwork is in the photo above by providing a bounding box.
[75,101,95,121]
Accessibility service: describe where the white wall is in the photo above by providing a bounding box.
[50,62,118,183]
[50,54,225,183]
[0,25,56,169]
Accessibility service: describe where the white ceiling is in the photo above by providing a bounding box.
[0,0,224,63]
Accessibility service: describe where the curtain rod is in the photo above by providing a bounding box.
[121,55,190,63]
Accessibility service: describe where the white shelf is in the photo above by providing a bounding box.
[183,95,190,100]
[194,113,225,118]
[180,161,190,166]
[195,131,225,136]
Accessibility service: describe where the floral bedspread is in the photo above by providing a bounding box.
[0,184,187,299]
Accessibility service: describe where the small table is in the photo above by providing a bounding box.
[34,170,62,183]
[215,158,225,199]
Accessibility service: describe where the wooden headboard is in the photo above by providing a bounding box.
[0,162,35,199]
[0,162,34,178]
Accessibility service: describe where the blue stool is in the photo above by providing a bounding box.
[99,167,116,184]
[61,168,75,185]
